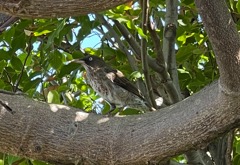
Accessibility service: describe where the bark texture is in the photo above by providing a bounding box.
[0,0,132,18]
[0,82,240,164]
[195,0,240,94]
[0,0,240,164]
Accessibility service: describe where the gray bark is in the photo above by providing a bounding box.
[0,81,240,164]
[0,0,239,164]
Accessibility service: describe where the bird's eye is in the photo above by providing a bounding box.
[89,57,93,61]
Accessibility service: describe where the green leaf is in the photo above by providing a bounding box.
[0,79,5,89]
[176,45,195,62]
[233,154,240,165]
[11,56,23,71]
[236,142,240,154]
[23,78,42,92]
[192,48,204,55]
[47,90,60,104]
[0,60,7,73]
[178,69,191,80]
[34,30,52,36]
[115,4,131,13]
[49,50,63,70]
[130,71,142,81]
[237,1,240,13]
[44,19,66,50]
[7,155,21,164]
[0,50,11,61]
[11,32,26,51]
[136,27,148,40]
[58,63,80,78]
[18,52,32,66]
[3,26,15,45]
[119,108,142,115]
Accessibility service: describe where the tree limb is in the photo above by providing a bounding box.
[0,81,240,164]
[0,0,132,18]
[195,0,240,94]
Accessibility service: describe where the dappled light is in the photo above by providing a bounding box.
[0,0,240,164]
[49,104,70,112]
[75,111,89,121]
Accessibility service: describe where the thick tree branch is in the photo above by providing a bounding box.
[195,0,240,94]
[0,0,132,18]
[0,81,240,164]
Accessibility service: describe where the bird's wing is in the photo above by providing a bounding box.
[104,67,145,100]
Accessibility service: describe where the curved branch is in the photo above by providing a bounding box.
[0,81,239,164]
[195,0,240,94]
[0,0,132,18]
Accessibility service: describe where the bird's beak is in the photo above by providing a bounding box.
[70,59,85,64]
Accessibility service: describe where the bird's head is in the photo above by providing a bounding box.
[71,55,106,69]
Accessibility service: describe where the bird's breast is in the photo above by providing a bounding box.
[84,68,147,110]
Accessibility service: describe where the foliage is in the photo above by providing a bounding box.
[0,0,239,164]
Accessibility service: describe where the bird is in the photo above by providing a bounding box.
[72,55,152,114]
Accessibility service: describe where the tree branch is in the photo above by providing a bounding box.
[162,0,182,100]
[0,81,240,164]
[140,0,156,109]
[114,20,181,104]
[0,0,132,18]
[195,0,240,94]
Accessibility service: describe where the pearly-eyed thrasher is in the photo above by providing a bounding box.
[72,55,152,113]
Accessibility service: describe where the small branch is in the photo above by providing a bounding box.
[147,21,165,66]
[14,35,32,92]
[0,99,14,114]
[113,20,141,58]
[162,0,182,100]
[114,19,181,104]
[3,68,14,91]
[140,0,156,108]
[0,15,19,33]
[96,15,138,71]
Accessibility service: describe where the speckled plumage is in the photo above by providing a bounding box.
[72,55,149,112]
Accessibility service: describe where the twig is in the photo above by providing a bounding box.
[14,35,32,92]
[3,68,14,91]
[113,20,165,74]
[0,99,15,114]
